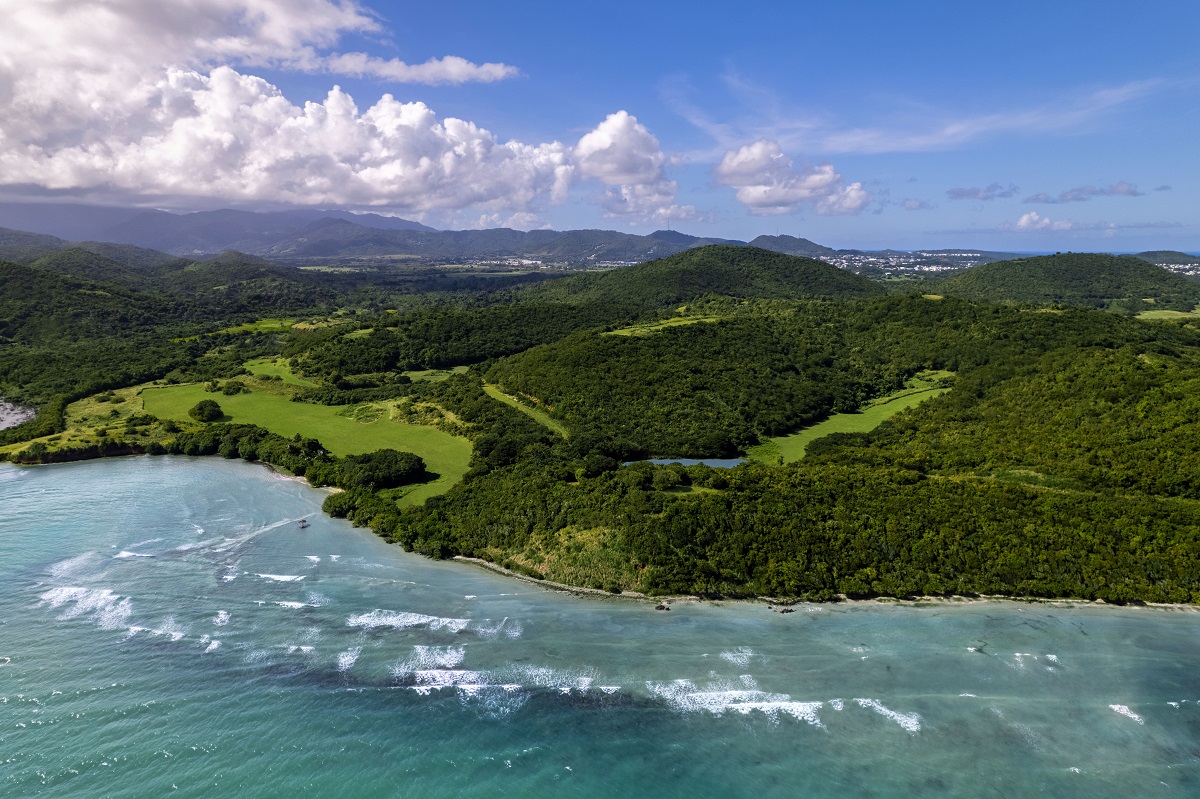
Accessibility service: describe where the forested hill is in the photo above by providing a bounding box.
[1135,250,1200,265]
[936,252,1200,311]
[0,260,175,341]
[524,245,883,307]
[288,246,882,381]
[746,234,838,258]
[20,244,333,304]
[0,226,70,262]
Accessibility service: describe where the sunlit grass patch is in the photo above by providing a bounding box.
[243,357,316,386]
[748,372,953,464]
[605,316,722,336]
[482,383,568,437]
[140,384,471,504]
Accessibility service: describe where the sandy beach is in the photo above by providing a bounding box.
[0,399,35,430]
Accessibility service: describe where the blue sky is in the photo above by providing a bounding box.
[1,0,1197,251]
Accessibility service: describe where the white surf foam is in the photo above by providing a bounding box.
[1109,704,1144,724]
[204,640,221,653]
[113,551,154,559]
[275,601,312,609]
[305,556,320,564]
[213,610,230,626]
[646,679,825,726]
[346,609,469,633]
[511,665,598,695]
[149,617,187,642]
[39,586,132,630]
[48,553,96,579]
[412,669,489,689]
[719,647,754,667]
[329,555,340,562]
[392,646,466,676]
[472,617,511,640]
[854,698,922,734]
[255,573,304,582]
[337,647,361,672]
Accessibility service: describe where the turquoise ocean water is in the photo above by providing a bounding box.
[2,456,1199,797]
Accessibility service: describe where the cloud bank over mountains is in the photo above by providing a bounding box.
[0,0,871,227]
[0,0,1183,247]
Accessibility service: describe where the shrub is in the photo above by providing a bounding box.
[189,399,224,422]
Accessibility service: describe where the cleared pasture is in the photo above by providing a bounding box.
[605,316,722,337]
[243,357,316,386]
[140,384,471,505]
[482,383,568,437]
[748,374,952,464]
[216,318,296,334]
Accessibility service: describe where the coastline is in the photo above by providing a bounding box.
[0,399,35,430]
[7,453,1199,614]
[451,555,1200,613]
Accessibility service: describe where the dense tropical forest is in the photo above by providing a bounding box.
[5,240,1200,604]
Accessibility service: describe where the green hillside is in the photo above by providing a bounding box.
[529,245,883,307]
[936,252,1200,311]
[1135,250,1200,266]
[30,247,155,288]
[289,246,882,379]
[0,226,67,263]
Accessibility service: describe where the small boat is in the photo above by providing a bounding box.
[297,519,309,529]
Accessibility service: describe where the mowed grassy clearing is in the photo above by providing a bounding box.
[243,357,316,386]
[605,316,722,336]
[141,385,471,505]
[404,366,469,382]
[1138,307,1200,321]
[217,318,296,334]
[482,383,568,437]
[748,373,953,464]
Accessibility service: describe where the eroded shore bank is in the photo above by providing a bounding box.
[0,399,35,430]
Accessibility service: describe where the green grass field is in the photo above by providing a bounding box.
[483,383,569,437]
[216,318,296,334]
[243,357,317,386]
[1138,307,1200,321]
[404,366,469,382]
[141,385,472,505]
[605,316,722,336]
[748,374,952,464]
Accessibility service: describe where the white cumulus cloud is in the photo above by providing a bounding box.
[1014,211,1074,231]
[0,1,693,221]
[573,111,699,224]
[0,64,574,213]
[713,140,869,216]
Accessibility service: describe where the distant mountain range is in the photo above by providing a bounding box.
[1,202,1193,272]
[0,203,435,256]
